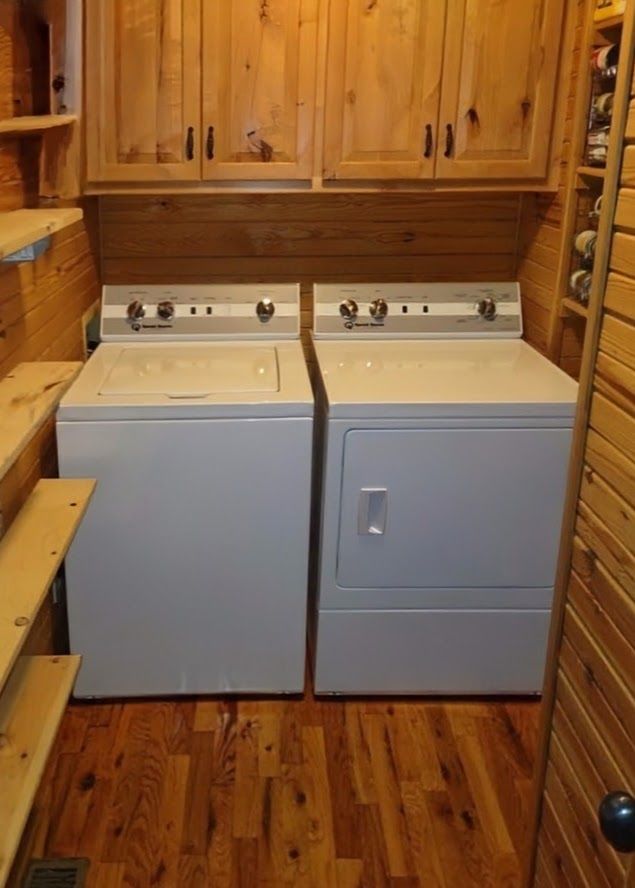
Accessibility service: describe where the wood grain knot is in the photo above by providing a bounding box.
[14,616,29,627]
[467,107,480,127]
[79,772,97,791]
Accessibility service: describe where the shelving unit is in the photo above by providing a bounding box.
[0,208,83,262]
[0,114,77,137]
[0,361,95,886]
[576,164,607,180]
[595,13,625,32]
[561,296,589,318]
[548,4,626,361]
[0,362,82,477]
[0,655,81,886]
[0,0,82,200]
[0,478,95,688]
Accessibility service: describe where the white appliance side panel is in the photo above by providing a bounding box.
[314,609,550,694]
[57,418,312,696]
[336,427,572,592]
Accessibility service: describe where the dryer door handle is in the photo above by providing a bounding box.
[358,488,388,536]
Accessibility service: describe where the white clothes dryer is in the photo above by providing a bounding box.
[312,282,578,695]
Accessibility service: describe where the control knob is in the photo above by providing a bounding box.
[476,296,497,321]
[157,300,175,321]
[127,300,146,321]
[256,298,276,322]
[369,298,389,319]
[339,299,359,320]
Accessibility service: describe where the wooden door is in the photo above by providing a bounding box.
[201,0,319,181]
[322,0,446,181]
[530,11,635,884]
[436,0,565,181]
[85,0,201,183]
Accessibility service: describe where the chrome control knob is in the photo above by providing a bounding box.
[339,299,359,320]
[157,300,175,321]
[476,296,497,320]
[370,298,389,319]
[256,299,275,322]
[127,300,146,321]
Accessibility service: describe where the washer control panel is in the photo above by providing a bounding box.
[100,284,301,341]
[313,283,523,339]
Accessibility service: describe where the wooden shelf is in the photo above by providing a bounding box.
[577,165,607,180]
[0,479,95,692]
[0,655,81,885]
[562,297,589,318]
[0,208,83,261]
[0,362,82,481]
[594,13,624,32]
[0,114,77,137]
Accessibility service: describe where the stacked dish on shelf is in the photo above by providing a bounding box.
[570,195,602,305]
[586,42,619,167]
[569,35,621,307]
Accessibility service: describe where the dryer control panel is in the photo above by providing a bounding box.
[100,284,301,341]
[313,282,523,339]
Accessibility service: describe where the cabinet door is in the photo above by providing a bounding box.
[202,0,319,181]
[86,0,201,183]
[322,0,446,181]
[436,0,565,180]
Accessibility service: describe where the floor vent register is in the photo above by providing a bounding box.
[23,859,89,888]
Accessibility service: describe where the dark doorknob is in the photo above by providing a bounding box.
[599,792,635,853]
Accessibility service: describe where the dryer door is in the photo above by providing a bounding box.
[336,427,571,590]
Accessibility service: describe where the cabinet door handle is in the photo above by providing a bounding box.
[423,124,433,158]
[444,123,454,158]
[186,126,195,161]
[206,126,215,160]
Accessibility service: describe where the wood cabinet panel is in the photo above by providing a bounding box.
[86,0,201,182]
[322,0,445,180]
[201,0,318,180]
[436,0,565,180]
[84,0,570,189]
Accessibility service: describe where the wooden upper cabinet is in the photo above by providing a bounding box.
[322,0,446,181]
[83,0,568,188]
[85,0,201,182]
[435,0,566,181]
[201,0,319,180]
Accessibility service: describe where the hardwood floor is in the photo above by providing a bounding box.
[18,694,539,887]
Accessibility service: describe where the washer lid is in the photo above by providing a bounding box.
[99,345,279,397]
[58,341,313,420]
[313,339,579,421]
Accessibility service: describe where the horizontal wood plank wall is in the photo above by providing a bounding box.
[533,72,635,888]
[0,215,100,656]
[0,0,100,655]
[99,193,521,353]
[516,0,587,376]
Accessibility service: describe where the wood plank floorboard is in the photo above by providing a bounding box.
[19,694,539,888]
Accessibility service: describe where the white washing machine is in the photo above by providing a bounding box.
[312,282,578,695]
[57,283,313,698]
